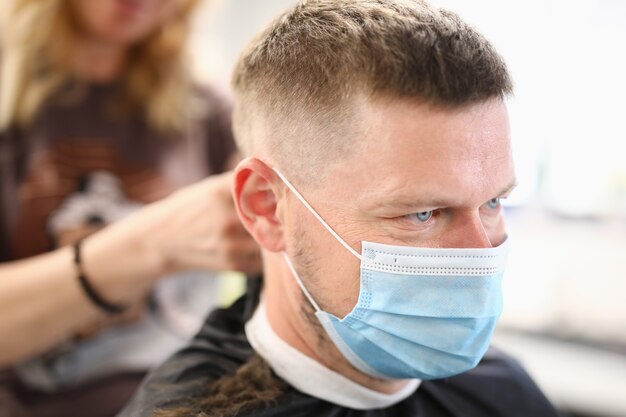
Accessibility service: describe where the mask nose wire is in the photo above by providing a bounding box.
[272,168,363,261]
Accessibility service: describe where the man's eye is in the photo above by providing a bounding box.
[487,198,501,209]
[406,211,433,223]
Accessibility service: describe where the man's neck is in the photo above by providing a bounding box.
[262,252,411,394]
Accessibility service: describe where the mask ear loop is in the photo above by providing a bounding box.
[282,252,322,312]
[273,168,362,261]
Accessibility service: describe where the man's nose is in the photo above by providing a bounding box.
[443,212,493,249]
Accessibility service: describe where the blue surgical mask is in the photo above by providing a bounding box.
[274,169,509,380]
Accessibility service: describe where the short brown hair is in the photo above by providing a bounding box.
[232,0,512,181]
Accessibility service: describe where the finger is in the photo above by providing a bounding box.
[237,250,263,274]
[173,248,262,274]
[227,239,263,274]
[226,221,253,238]
[173,235,260,272]
[207,210,251,238]
[229,235,262,257]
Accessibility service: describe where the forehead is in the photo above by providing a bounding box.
[325,97,514,209]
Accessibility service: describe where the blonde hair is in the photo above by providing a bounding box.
[0,0,199,133]
[232,0,512,180]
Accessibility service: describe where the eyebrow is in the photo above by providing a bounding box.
[496,179,518,198]
[379,178,518,211]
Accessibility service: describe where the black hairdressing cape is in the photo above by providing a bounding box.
[118,279,559,417]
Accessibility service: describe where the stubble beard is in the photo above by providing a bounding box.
[289,223,390,387]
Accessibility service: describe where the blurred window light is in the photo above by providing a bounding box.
[429,0,626,215]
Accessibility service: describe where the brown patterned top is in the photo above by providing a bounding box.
[0,82,237,261]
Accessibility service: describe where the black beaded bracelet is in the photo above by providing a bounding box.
[73,239,128,315]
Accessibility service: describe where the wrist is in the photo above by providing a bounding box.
[73,239,129,315]
[79,223,163,307]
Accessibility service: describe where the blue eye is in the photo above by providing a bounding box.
[413,211,433,222]
[487,198,501,209]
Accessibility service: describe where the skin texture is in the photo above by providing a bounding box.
[233,96,516,393]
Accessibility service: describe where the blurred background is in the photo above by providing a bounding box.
[190,1,626,416]
[0,0,623,416]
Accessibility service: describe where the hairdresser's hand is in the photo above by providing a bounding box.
[77,173,259,338]
[0,172,260,366]
[139,171,262,276]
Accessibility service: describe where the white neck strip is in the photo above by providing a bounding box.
[245,300,420,410]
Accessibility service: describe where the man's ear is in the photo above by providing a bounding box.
[233,157,285,252]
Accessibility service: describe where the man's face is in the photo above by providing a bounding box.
[282,97,516,319]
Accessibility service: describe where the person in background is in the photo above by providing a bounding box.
[0,0,260,415]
